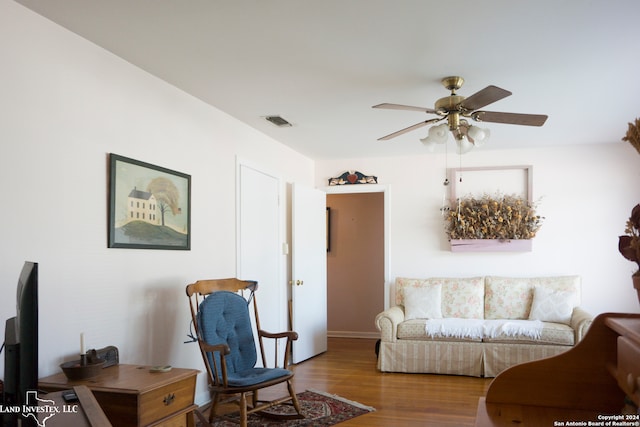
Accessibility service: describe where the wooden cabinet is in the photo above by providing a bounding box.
[39,364,198,427]
[475,313,640,426]
[606,317,640,408]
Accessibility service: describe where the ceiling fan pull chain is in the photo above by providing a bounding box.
[456,154,463,219]
[440,140,451,216]
[441,177,450,216]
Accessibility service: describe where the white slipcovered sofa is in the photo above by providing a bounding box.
[375,276,592,377]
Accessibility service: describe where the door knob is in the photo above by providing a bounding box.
[296,280,304,286]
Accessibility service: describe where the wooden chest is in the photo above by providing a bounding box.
[39,364,198,427]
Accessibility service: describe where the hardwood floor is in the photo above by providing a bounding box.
[260,337,493,426]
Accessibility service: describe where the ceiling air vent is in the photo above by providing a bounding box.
[264,115,292,127]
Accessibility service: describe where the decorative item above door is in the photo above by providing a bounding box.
[328,171,378,186]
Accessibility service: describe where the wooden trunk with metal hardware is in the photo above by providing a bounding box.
[39,364,198,427]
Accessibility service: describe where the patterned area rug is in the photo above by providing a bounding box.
[205,389,375,426]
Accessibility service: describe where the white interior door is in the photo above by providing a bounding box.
[291,183,327,363]
[237,162,284,366]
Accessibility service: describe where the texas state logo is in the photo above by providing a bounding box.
[0,391,79,427]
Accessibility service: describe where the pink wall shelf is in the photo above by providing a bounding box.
[450,239,532,252]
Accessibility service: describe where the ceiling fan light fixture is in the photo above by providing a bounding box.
[428,123,449,143]
[376,75,547,152]
[467,125,490,146]
[420,136,437,152]
[456,137,474,154]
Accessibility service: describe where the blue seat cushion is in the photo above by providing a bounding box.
[197,291,292,387]
[198,291,257,376]
[227,367,292,387]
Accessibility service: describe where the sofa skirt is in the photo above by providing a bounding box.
[378,340,572,377]
[378,340,484,376]
[482,342,570,377]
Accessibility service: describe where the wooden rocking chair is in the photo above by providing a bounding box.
[186,278,303,426]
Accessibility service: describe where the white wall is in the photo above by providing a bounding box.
[0,0,313,404]
[4,0,640,409]
[315,143,640,316]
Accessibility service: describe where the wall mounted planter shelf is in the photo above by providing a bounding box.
[450,239,532,253]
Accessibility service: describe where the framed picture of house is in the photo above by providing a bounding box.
[108,154,191,250]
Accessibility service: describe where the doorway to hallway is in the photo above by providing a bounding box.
[326,191,384,338]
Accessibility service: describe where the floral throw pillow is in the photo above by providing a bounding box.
[439,277,485,319]
[484,277,533,319]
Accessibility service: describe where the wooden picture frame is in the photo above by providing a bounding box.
[108,154,191,250]
[449,165,532,203]
[447,165,534,252]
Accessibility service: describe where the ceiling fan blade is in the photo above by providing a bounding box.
[472,111,548,126]
[460,85,512,111]
[378,118,442,141]
[373,103,438,114]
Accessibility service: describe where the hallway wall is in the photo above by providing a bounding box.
[327,192,384,337]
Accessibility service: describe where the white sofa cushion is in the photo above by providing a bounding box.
[403,284,442,320]
[528,286,576,324]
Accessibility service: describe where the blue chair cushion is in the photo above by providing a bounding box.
[197,291,292,387]
[227,367,292,387]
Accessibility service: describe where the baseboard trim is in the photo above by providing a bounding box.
[327,331,380,339]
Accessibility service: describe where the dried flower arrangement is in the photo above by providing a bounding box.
[445,193,543,240]
[622,118,640,155]
[620,118,640,282]
[619,204,640,277]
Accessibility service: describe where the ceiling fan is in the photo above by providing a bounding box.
[373,76,548,152]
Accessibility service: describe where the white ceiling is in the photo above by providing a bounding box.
[14,0,640,159]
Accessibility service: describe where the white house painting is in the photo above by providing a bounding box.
[109,154,190,250]
[127,187,159,225]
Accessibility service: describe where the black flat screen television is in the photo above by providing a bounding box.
[3,261,38,427]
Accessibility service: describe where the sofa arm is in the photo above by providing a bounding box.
[375,305,405,342]
[570,306,593,342]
